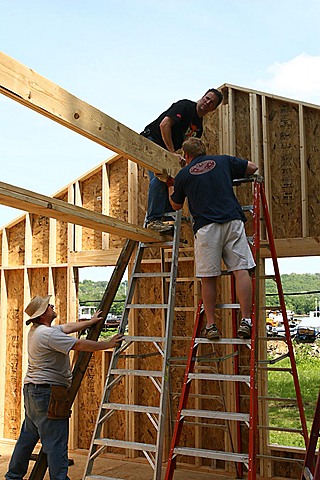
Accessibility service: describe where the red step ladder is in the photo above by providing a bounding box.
[301,390,320,480]
[165,177,308,480]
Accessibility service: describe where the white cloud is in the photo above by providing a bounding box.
[255,54,320,105]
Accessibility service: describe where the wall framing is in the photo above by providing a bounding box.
[0,53,320,479]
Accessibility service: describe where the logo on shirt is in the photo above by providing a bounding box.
[190,160,216,175]
[185,124,200,137]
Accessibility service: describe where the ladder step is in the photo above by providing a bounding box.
[188,373,250,382]
[133,272,171,278]
[216,303,240,309]
[195,337,250,345]
[85,476,124,480]
[181,409,250,422]
[103,403,160,414]
[173,446,249,463]
[124,335,166,343]
[94,438,157,452]
[126,304,168,309]
[110,368,162,377]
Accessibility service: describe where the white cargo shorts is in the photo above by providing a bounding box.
[194,220,256,277]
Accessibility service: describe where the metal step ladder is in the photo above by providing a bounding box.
[301,390,320,479]
[165,177,308,480]
[83,210,183,480]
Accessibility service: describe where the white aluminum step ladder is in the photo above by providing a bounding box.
[83,210,183,480]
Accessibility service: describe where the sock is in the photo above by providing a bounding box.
[242,318,252,325]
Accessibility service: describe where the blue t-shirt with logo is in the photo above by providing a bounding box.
[171,154,248,233]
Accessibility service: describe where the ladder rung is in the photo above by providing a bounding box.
[126,304,168,309]
[85,476,124,479]
[258,425,303,434]
[103,403,160,414]
[141,240,174,248]
[173,446,249,463]
[94,438,157,452]
[110,368,162,377]
[303,467,314,480]
[258,367,292,372]
[216,303,240,309]
[181,409,250,422]
[133,272,171,278]
[188,373,250,383]
[195,337,250,345]
[124,335,166,343]
[259,396,297,402]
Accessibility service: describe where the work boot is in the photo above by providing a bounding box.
[204,324,221,340]
[237,319,252,339]
[147,220,174,233]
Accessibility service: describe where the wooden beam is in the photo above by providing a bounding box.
[0,180,163,243]
[0,51,180,177]
[260,237,320,258]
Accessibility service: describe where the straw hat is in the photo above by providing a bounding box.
[25,295,51,325]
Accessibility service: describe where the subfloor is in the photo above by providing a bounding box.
[0,441,243,479]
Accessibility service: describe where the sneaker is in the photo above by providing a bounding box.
[205,324,221,340]
[147,220,174,233]
[238,320,252,339]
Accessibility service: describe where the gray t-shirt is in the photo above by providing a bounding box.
[24,324,77,388]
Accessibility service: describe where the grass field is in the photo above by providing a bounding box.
[268,341,320,447]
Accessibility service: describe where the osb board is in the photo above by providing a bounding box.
[7,221,25,266]
[32,214,49,264]
[52,267,68,323]
[234,90,252,160]
[266,98,302,239]
[77,351,103,449]
[27,267,49,298]
[4,270,24,439]
[272,450,304,479]
[304,106,320,237]
[55,193,68,263]
[203,108,220,155]
[81,171,103,251]
[108,157,128,249]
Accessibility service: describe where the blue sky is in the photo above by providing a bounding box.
[1,0,320,278]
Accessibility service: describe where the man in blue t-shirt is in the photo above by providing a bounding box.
[167,137,258,340]
[141,89,223,233]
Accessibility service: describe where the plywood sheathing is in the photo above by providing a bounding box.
[305,106,320,237]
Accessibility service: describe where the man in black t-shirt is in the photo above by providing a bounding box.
[141,88,223,232]
[168,137,258,340]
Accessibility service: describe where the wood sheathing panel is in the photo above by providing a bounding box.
[8,221,25,266]
[4,270,24,439]
[109,157,128,249]
[28,267,49,299]
[234,90,252,160]
[81,171,103,251]
[267,99,302,238]
[32,214,49,264]
[55,193,68,263]
[203,109,220,155]
[304,106,320,236]
[0,232,2,265]
[52,267,68,324]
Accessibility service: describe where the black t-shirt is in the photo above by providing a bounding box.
[171,154,248,233]
[141,99,203,150]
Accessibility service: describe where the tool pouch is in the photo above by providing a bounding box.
[47,385,71,419]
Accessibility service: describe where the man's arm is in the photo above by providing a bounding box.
[167,183,183,211]
[61,310,103,334]
[246,161,258,176]
[72,334,124,351]
[159,116,176,152]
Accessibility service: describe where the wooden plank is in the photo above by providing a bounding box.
[0,180,162,243]
[0,52,180,176]
[260,237,320,258]
[69,249,121,267]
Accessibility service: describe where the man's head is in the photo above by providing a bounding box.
[182,137,207,164]
[197,88,223,117]
[25,295,56,325]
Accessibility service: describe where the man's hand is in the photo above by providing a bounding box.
[106,333,125,349]
[90,309,104,325]
[166,176,174,188]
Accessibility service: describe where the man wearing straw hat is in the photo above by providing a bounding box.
[6,294,123,480]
